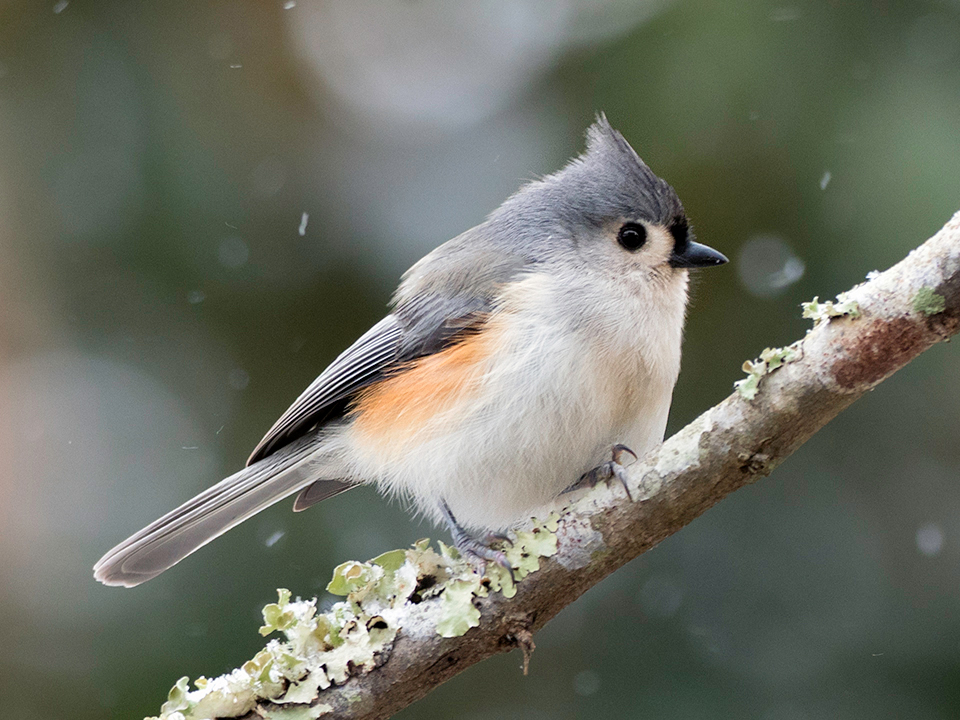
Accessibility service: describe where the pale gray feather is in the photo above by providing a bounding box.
[247,315,405,464]
[292,478,358,512]
[94,436,323,587]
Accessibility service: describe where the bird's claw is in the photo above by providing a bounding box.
[439,499,515,583]
[611,443,638,465]
[565,443,638,501]
[456,535,515,584]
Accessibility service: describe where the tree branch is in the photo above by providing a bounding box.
[153,211,960,720]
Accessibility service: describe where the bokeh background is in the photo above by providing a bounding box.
[1,0,959,718]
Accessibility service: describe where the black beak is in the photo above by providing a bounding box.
[669,241,728,269]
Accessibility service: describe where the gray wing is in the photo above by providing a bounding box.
[246,301,492,468]
[247,315,405,464]
[249,224,532,466]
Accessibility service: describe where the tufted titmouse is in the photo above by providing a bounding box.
[94,116,727,587]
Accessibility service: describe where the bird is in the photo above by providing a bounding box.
[94,115,727,587]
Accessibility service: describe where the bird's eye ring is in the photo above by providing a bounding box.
[617,223,647,252]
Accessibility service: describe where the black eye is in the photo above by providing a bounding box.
[617,223,647,252]
[669,217,689,253]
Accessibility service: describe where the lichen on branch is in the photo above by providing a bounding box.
[147,210,960,720]
[149,517,560,720]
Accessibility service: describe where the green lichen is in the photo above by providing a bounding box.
[486,512,561,598]
[801,293,861,325]
[505,514,560,578]
[326,560,382,596]
[734,343,803,401]
[158,677,190,717]
[913,286,946,316]
[259,588,296,637]
[146,515,562,720]
[736,292,863,401]
[436,576,485,637]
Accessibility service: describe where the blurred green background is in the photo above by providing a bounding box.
[1,0,959,718]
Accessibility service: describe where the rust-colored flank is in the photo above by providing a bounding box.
[350,326,495,445]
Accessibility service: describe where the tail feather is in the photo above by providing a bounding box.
[293,479,358,512]
[94,437,330,587]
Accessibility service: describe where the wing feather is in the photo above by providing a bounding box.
[248,227,531,465]
[247,315,404,464]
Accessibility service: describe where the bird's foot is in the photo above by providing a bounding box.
[565,443,638,500]
[439,500,514,582]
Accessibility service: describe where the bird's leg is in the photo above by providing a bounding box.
[564,443,637,500]
[439,499,514,581]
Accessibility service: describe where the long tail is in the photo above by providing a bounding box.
[93,437,352,587]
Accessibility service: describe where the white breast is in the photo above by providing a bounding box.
[339,269,689,530]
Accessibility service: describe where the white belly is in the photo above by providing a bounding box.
[338,272,685,530]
